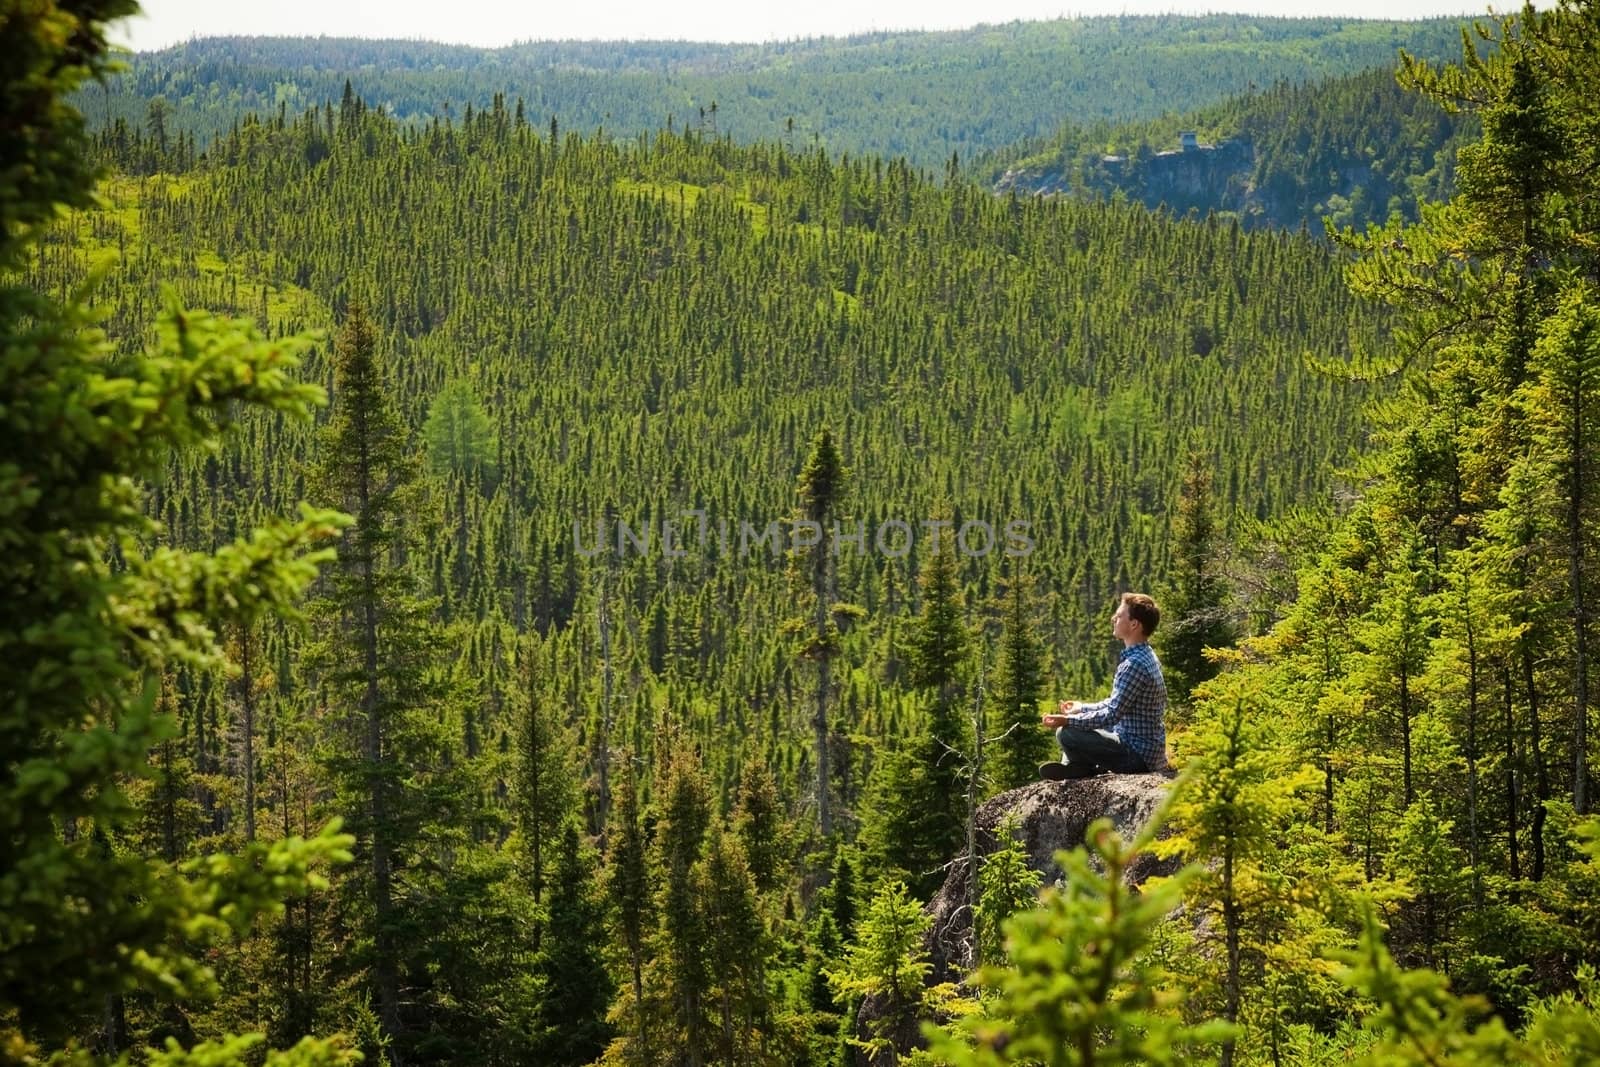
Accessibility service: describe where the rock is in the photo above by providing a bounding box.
[852,771,1177,1066]
[925,771,1180,982]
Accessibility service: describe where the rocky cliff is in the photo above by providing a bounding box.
[925,772,1180,981]
[855,771,1178,1064]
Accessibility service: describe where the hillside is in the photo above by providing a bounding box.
[988,65,1475,232]
[13,3,1600,1065]
[42,96,1384,797]
[84,15,1473,173]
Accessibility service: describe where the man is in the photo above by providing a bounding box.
[1039,592,1167,780]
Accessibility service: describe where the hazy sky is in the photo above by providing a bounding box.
[114,1,1512,52]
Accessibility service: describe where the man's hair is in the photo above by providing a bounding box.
[1121,592,1160,637]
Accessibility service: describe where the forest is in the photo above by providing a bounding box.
[78,16,1473,173]
[3,2,1599,1066]
[983,64,1476,233]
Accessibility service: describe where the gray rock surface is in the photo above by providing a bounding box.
[854,772,1177,1066]
[926,771,1179,981]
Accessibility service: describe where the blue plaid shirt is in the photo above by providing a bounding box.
[1071,642,1167,771]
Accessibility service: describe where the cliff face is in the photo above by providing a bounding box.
[993,137,1341,229]
[924,772,1180,981]
[854,772,1178,1065]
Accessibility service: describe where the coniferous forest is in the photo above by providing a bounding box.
[3,2,1599,1066]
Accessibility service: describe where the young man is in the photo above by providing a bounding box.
[1039,593,1167,780]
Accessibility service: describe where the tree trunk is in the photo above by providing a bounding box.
[241,626,256,843]
[1525,643,1548,882]
[813,525,834,838]
[1569,379,1591,814]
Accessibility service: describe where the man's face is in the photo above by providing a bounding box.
[1112,603,1142,643]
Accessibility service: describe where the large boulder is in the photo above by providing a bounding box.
[926,771,1179,981]
[853,771,1177,1065]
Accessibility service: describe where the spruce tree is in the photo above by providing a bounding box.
[791,427,848,837]
[1160,452,1239,712]
[516,633,577,913]
[603,754,651,1065]
[1,3,351,1060]
[308,303,447,1060]
[990,571,1049,791]
[878,528,971,897]
[535,821,614,1065]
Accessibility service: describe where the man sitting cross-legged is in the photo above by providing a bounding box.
[1039,592,1167,780]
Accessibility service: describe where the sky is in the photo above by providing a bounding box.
[113,1,1509,52]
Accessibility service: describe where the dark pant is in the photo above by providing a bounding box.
[1056,725,1148,773]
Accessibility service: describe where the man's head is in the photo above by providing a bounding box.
[1113,592,1160,645]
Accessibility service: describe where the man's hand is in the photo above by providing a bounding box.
[1043,700,1078,729]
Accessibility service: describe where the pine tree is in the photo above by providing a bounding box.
[734,757,788,895]
[535,821,614,1066]
[603,754,651,1065]
[973,814,1043,969]
[517,633,577,914]
[824,880,938,1065]
[868,528,971,897]
[308,303,448,1060]
[791,427,848,837]
[1521,288,1599,814]
[1160,675,1323,1067]
[0,4,352,1060]
[652,738,714,1066]
[1160,452,1239,712]
[698,823,772,1064]
[990,571,1049,791]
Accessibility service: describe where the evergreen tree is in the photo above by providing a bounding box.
[308,303,456,1061]
[698,823,772,1064]
[535,821,614,1066]
[1160,675,1326,1067]
[0,3,352,1060]
[990,571,1049,791]
[1160,452,1240,712]
[516,633,577,913]
[866,529,971,897]
[824,880,939,1065]
[734,757,788,895]
[603,754,651,1065]
[926,820,1214,1067]
[972,814,1043,969]
[792,427,848,837]
[650,738,715,1066]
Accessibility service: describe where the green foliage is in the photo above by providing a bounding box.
[826,880,941,1064]
[1334,903,1522,1064]
[534,822,614,1065]
[84,18,1472,174]
[20,0,1600,1060]
[423,378,497,482]
[987,64,1474,233]
[1,2,353,1061]
[926,818,1221,1066]
[1158,452,1240,711]
[1161,673,1353,1064]
[972,814,1042,970]
[989,572,1049,791]
[865,533,972,897]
